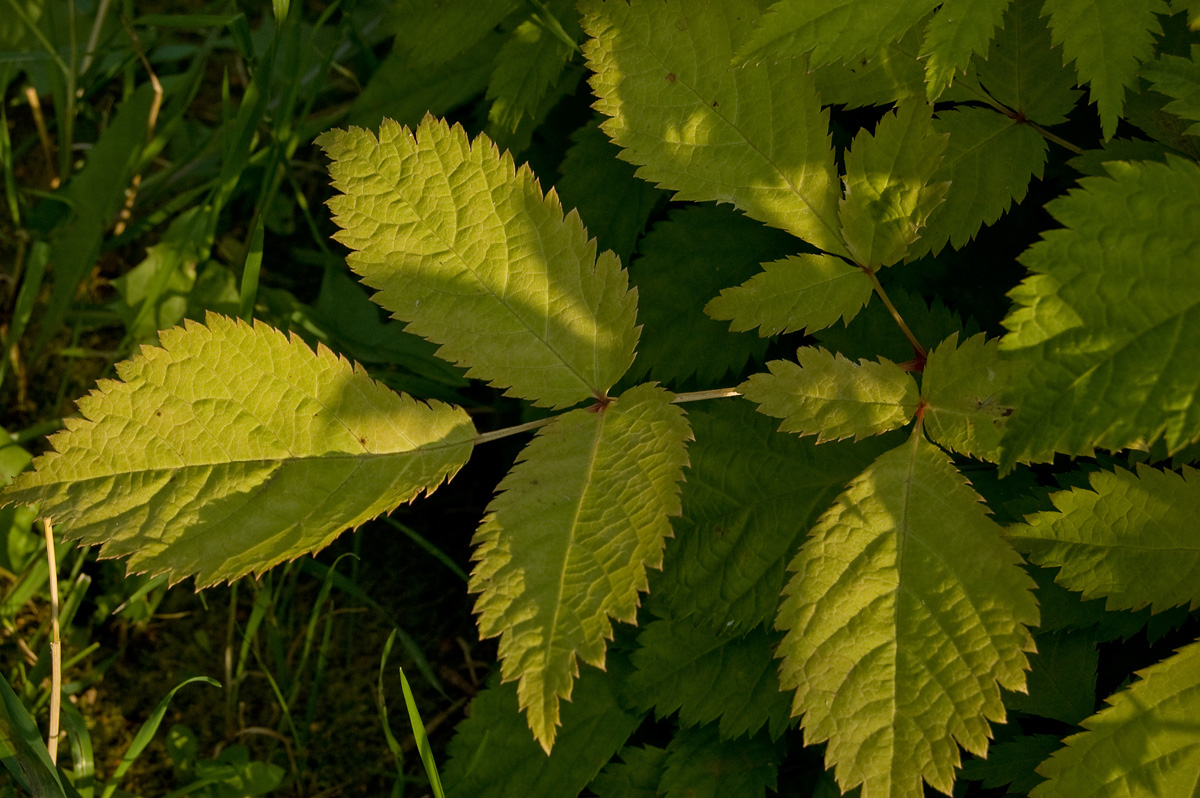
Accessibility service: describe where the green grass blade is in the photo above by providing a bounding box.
[238,217,264,320]
[382,518,467,582]
[58,700,94,798]
[0,241,49,391]
[286,553,355,711]
[99,676,219,798]
[399,667,445,798]
[297,559,447,698]
[0,670,69,797]
[377,629,405,797]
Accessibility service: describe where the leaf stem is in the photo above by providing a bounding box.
[472,416,557,445]
[472,388,744,446]
[864,268,926,358]
[1026,122,1085,155]
[671,387,742,403]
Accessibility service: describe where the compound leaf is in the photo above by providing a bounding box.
[705,253,873,338]
[581,0,845,255]
[627,205,795,385]
[1000,157,1200,465]
[319,117,639,410]
[470,383,690,751]
[974,0,1082,125]
[625,618,791,740]
[1043,0,1170,139]
[660,725,780,798]
[1031,640,1200,797]
[651,400,896,631]
[839,101,949,268]
[737,0,939,71]
[1,315,476,588]
[920,0,1012,99]
[741,348,919,443]
[1007,464,1200,613]
[776,429,1039,798]
[442,667,642,798]
[1141,45,1200,135]
[922,333,1014,461]
[911,108,1047,258]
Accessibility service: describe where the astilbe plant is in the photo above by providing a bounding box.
[5,0,1200,796]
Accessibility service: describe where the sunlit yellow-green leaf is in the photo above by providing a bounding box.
[1000,157,1200,465]
[920,0,1011,98]
[737,0,939,70]
[1,315,476,587]
[1008,464,1200,614]
[1043,0,1169,139]
[922,333,1014,461]
[1031,640,1200,797]
[839,102,949,268]
[741,348,919,443]
[319,117,639,410]
[705,253,873,337]
[470,384,690,751]
[776,429,1038,798]
[581,0,845,255]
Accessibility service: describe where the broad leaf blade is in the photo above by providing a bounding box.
[706,253,873,338]
[741,348,919,443]
[581,0,845,255]
[1031,640,1200,797]
[737,0,939,70]
[1,315,476,587]
[660,725,780,798]
[1000,157,1200,465]
[961,735,1060,795]
[651,400,896,631]
[393,0,520,66]
[486,5,578,136]
[625,619,791,740]
[777,429,1038,798]
[1005,630,1099,725]
[1008,464,1200,613]
[556,117,665,264]
[911,108,1047,258]
[974,0,1081,125]
[1141,45,1200,135]
[920,0,1012,98]
[810,22,928,109]
[839,102,949,268]
[589,745,667,797]
[922,333,1014,461]
[627,205,796,384]
[1044,0,1170,138]
[442,668,642,798]
[319,117,639,409]
[470,383,690,750]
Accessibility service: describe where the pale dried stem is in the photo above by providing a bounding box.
[42,517,61,764]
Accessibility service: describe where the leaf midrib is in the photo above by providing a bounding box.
[381,139,599,400]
